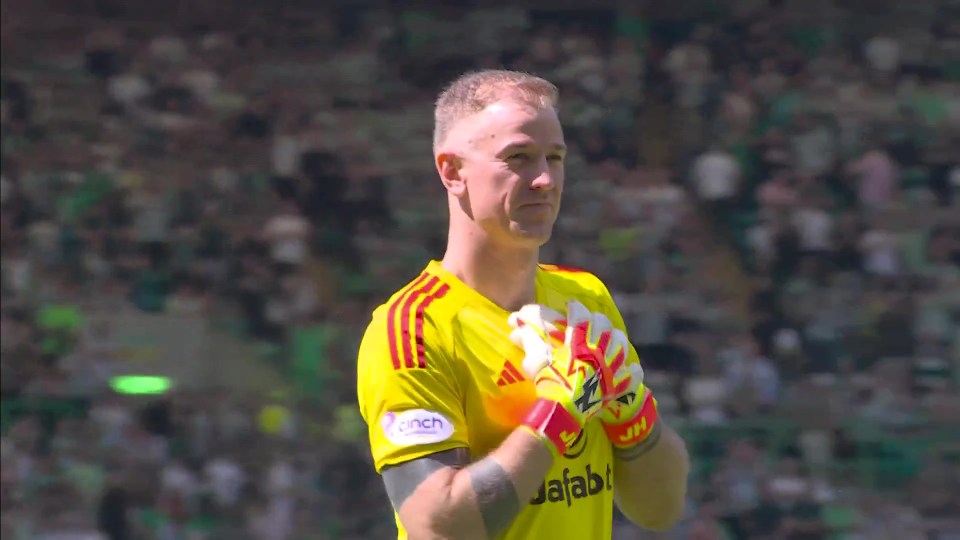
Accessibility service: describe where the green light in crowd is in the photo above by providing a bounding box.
[110,375,173,395]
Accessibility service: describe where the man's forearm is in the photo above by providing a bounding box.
[399,428,554,539]
[612,423,690,531]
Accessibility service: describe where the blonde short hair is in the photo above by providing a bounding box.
[433,70,559,151]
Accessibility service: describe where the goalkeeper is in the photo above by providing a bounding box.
[356,69,690,540]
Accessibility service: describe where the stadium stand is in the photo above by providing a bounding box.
[1,1,957,539]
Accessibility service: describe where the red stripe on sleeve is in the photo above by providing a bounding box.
[399,276,440,368]
[412,282,449,368]
[386,273,430,370]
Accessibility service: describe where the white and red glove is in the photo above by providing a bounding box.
[507,301,637,456]
[509,302,659,451]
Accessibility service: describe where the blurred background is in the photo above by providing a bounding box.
[1,0,958,539]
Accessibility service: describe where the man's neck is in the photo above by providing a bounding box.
[441,239,539,312]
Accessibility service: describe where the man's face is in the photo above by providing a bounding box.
[440,101,566,247]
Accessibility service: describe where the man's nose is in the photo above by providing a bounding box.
[530,159,558,190]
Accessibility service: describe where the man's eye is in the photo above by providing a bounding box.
[547,155,564,162]
[507,154,529,161]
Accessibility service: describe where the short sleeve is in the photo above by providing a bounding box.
[357,310,469,473]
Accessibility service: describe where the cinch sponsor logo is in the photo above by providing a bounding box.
[381,409,454,446]
[392,416,445,435]
[530,464,612,507]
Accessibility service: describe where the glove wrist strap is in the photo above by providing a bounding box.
[522,398,583,455]
[603,392,659,448]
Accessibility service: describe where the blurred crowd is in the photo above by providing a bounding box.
[1,0,958,539]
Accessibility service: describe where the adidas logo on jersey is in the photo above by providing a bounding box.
[496,360,527,387]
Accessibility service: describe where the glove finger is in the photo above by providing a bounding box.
[510,305,564,343]
[522,354,551,379]
[613,362,644,390]
[537,305,567,325]
[511,326,553,377]
[627,362,645,386]
[611,365,629,389]
[606,345,627,379]
[609,364,644,404]
[547,322,567,344]
[564,301,592,356]
[565,300,591,331]
[511,325,547,353]
[508,305,539,329]
[536,305,569,343]
[610,328,630,357]
[588,311,613,346]
[510,304,566,327]
[508,326,525,348]
[612,378,633,399]
[604,328,629,370]
[610,362,642,394]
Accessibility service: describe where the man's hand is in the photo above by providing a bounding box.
[598,364,660,450]
[508,300,636,456]
[509,302,659,450]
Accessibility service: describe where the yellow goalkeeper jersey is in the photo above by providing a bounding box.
[357,260,642,540]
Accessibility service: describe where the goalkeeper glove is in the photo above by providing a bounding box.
[598,364,660,450]
[509,302,660,451]
[508,300,635,456]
